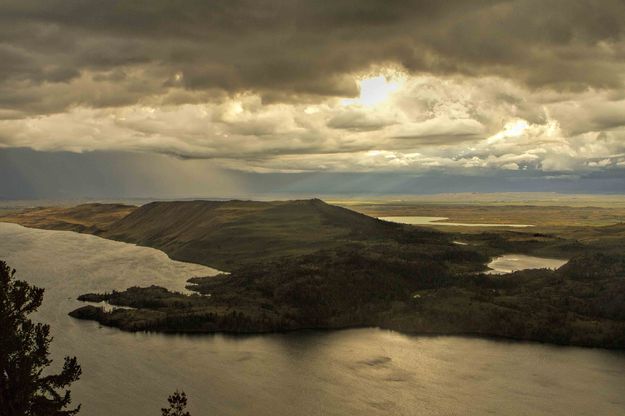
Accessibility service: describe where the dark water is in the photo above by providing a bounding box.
[1,222,624,416]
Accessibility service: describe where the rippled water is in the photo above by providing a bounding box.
[486,254,569,274]
[1,222,624,416]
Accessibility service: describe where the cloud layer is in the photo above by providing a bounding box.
[1,1,625,175]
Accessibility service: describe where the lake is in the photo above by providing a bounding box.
[1,222,624,416]
[379,216,533,227]
[486,254,569,274]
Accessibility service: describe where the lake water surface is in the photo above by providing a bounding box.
[1,222,624,416]
[486,254,569,274]
[379,216,533,227]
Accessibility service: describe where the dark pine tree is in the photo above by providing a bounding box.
[161,390,190,416]
[0,261,82,416]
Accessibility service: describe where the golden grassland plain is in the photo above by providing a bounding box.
[4,193,625,228]
[329,192,625,208]
[332,194,625,228]
[0,203,135,232]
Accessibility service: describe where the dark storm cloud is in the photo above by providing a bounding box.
[4,148,625,199]
[1,0,625,114]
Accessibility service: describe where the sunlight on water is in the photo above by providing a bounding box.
[486,254,568,274]
[379,216,533,227]
[0,222,623,416]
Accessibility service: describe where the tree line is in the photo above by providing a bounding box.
[0,260,190,416]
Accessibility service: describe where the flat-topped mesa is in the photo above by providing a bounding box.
[99,199,411,270]
[0,198,457,270]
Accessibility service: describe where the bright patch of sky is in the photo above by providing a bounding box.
[2,71,625,174]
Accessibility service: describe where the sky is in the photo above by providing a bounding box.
[2,1,625,198]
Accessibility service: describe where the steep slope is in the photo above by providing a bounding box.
[0,203,136,233]
[102,199,411,269]
[1,199,448,270]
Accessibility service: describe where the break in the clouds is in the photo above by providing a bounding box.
[1,0,625,174]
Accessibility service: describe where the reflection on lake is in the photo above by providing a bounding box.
[379,216,533,227]
[0,222,623,416]
[487,254,569,275]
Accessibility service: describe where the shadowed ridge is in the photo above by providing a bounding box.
[1,198,447,271]
[270,197,402,237]
[99,199,415,270]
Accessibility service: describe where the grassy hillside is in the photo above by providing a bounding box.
[100,199,415,270]
[1,198,459,270]
[5,199,625,269]
[0,203,135,233]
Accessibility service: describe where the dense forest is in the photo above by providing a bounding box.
[70,249,625,348]
[5,199,625,348]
